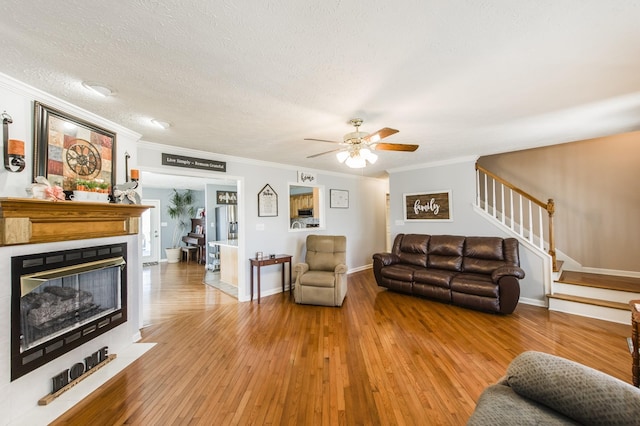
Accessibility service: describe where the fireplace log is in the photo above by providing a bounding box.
[23,287,94,327]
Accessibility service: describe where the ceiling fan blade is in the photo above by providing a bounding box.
[304,138,341,144]
[362,127,399,143]
[372,142,419,152]
[307,148,342,158]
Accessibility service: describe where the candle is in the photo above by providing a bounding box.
[8,139,25,156]
[130,169,139,180]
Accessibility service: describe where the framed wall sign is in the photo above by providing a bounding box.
[216,190,237,205]
[404,190,453,221]
[330,189,349,208]
[258,184,278,217]
[297,171,317,184]
[33,102,116,195]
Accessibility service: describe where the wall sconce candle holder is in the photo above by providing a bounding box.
[2,112,25,173]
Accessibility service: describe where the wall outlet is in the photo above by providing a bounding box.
[395,220,404,226]
[161,222,168,227]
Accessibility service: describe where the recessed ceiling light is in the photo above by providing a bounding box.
[151,119,171,129]
[82,81,116,97]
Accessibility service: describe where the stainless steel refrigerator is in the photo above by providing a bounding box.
[215,205,238,241]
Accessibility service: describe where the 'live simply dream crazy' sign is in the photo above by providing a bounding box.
[404,190,453,221]
[162,153,226,173]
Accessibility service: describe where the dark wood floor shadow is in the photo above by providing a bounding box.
[52,263,631,425]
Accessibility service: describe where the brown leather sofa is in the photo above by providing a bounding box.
[372,234,525,314]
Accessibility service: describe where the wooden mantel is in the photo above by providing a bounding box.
[0,198,152,246]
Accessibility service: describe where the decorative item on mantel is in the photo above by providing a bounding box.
[26,176,65,201]
[113,181,141,204]
[2,111,26,173]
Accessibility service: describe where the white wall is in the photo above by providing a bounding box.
[0,236,140,424]
[136,141,389,301]
[0,73,141,194]
[387,158,547,305]
[0,74,145,423]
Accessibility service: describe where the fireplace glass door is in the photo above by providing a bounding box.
[20,257,125,352]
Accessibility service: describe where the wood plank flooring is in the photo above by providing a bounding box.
[52,262,632,425]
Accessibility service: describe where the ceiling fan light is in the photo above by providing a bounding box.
[336,151,349,163]
[345,155,366,168]
[359,148,378,164]
[366,151,378,164]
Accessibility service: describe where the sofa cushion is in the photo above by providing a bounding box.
[299,270,337,288]
[467,384,577,425]
[463,237,509,274]
[464,237,504,259]
[396,234,429,268]
[506,351,640,425]
[305,235,346,272]
[450,273,498,297]
[427,235,464,271]
[380,264,421,282]
[414,268,457,288]
[463,258,507,275]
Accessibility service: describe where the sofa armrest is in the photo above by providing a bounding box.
[491,265,525,282]
[334,263,348,274]
[506,351,640,424]
[372,252,399,266]
[294,262,309,276]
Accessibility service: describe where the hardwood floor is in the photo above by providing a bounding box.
[53,262,631,425]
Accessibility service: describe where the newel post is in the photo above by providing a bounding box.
[547,198,556,271]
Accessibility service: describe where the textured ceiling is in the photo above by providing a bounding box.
[1,1,639,178]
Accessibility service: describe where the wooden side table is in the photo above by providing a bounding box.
[630,300,640,386]
[249,254,292,304]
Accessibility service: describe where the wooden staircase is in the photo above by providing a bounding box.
[548,270,640,324]
[475,164,638,324]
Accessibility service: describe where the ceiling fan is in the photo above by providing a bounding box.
[305,118,419,168]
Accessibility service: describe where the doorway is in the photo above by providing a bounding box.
[141,199,161,264]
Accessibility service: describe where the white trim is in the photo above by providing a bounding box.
[349,264,372,273]
[0,72,141,141]
[473,203,553,298]
[555,248,640,278]
[137,140,387,182]
[386,155,479,174]
[519,297,547,308]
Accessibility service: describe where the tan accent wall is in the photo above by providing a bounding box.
[478,131,640,272]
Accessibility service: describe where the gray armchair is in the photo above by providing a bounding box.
[294,235,347,306]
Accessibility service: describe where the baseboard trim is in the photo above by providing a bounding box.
[519,297,547,308]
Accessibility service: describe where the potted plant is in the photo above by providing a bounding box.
[165,189,196,263]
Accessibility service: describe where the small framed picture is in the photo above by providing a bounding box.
[330,189,349,208]
[258,184,278,217]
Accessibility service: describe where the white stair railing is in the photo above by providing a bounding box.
[476,164,556,271]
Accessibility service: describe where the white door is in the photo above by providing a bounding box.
[141,199,161,264]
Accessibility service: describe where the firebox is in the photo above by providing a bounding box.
[11,243,127,381]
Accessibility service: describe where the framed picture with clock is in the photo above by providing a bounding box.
[33,102,116,197]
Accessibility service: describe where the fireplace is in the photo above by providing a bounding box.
[11,243,128,381]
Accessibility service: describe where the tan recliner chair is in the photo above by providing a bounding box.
[294,235,347,306]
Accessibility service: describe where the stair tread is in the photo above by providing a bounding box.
[553,260,564,273]
[548,293,630,311]
[558,271,640,293]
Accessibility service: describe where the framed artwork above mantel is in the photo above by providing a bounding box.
[33,102,116,196]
